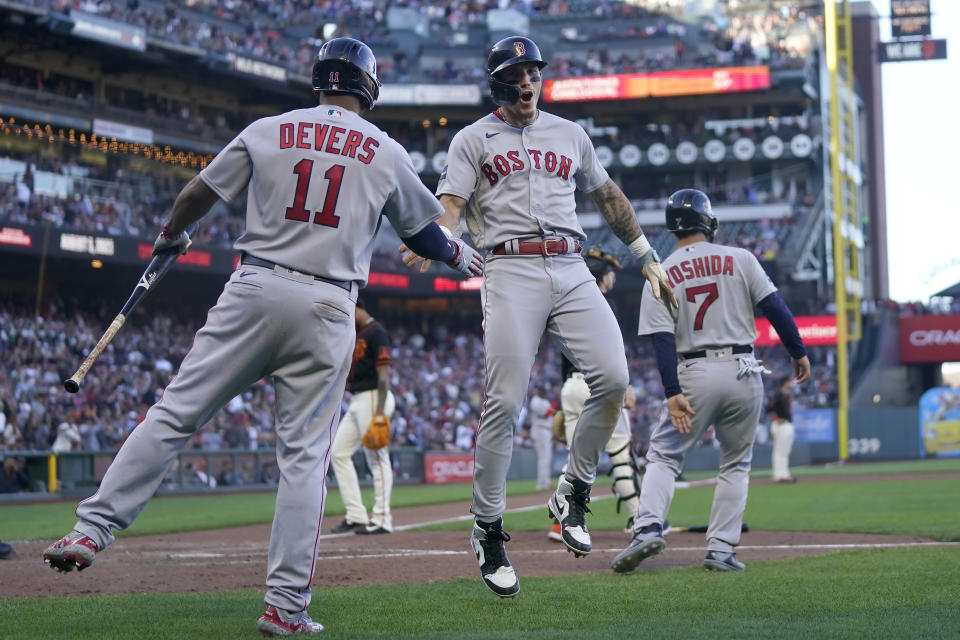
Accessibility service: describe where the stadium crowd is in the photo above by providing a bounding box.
[16,0,818,85]
[1,296,838,473]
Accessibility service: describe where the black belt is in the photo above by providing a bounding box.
[240,254,351,292]
[681,345,753,360]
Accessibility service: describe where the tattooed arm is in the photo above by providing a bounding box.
[589,178,677,308]
[589,179,643,244]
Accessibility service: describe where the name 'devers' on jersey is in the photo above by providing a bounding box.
[666,255,736,287]
[279,122,380,164]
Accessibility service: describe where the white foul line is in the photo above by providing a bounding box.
[307,541,960,563]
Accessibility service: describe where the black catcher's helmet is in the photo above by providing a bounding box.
[486,36,546,106]
[665,189,718,241]
[312,38,381,109]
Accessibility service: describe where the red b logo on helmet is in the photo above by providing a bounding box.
[514,41,525,56]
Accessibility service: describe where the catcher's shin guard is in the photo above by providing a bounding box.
[607,441,643,523]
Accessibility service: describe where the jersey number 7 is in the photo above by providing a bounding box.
[285,158,343,227]
[685,283,718,331]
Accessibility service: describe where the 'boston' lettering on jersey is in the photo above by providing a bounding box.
[667,255,735,287]
[480,148,573,186]
[278,122,379,164]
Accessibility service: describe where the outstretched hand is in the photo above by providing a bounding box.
[642,261,678,310]
[398,243,433,273]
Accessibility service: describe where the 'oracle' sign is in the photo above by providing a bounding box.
[899,314,960,363]
[424,454,474,484]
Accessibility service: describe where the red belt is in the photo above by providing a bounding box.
[491,238,582,256]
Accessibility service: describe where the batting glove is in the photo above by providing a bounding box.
[642,260,677,310]
[446,238,484,277]
[152,224,192,256]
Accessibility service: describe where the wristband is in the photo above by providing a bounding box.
[628,235,659,268]
[439,225,462,240]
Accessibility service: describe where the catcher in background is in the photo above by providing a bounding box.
[330,299,396,534]
[549,247,644,541]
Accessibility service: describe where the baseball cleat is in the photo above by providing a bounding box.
[0,540,15,560]
[547,476,592,557]
[257,605,324,636]
[355,525,391,535]
[330,519,365,534]
[471,518,519,598]
[43,531,99,572]
[703,550,745,572]
[610,523,666,573]
[547,520,563,542]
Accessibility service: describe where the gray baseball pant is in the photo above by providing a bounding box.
[635,354,763,551]
[74,266,356,612]
[472,254,628,520]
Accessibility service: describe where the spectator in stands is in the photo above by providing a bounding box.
[1,456,29,493]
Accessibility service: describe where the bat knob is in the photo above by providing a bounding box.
[63,379,80,394]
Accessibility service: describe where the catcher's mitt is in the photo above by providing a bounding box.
[583,245,622,270]
[552,409,566,444]
[362,414,391,450]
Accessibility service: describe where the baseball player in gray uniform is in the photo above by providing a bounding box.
[42,38,482,636]
[400,36,675,598]
[611,189,810,574]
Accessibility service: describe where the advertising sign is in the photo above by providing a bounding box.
[754,316,838,346]
[918,387,960,457]
[424,453,474,484]
[793,408,836,444]
[899,314,960,363]
[543,66,769,103]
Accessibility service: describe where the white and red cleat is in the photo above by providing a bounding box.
[43,531,99,572]
[257,605,324,636]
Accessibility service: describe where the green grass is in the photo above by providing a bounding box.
[0,478,537,541]
[422,476,960,541]
[3,548,958,639]
[3,459,958,541]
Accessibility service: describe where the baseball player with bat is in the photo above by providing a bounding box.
[43,38,482,636]
[611,189,810,574]
[400,36,675,598]
[62,222,199,394]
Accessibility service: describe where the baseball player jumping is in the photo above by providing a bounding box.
[610,189,810,574]
[330,299,397,534]
[401,36,676,598]
[42,38,482,636]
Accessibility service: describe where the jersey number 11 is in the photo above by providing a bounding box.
[285,158,343,228]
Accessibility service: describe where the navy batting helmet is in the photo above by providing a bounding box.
[665,189,718,241]
[312,38,381,110]
[487,36,546,106]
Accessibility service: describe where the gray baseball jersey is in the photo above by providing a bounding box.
[437,109,628,521]
[71,103,441,614]
[637,242,776,350]
[437,110,608,249]
[633,240,776,555]
[202,105,442,284]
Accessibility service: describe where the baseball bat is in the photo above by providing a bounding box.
[669,522,750,534]
[63,223,198,394]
